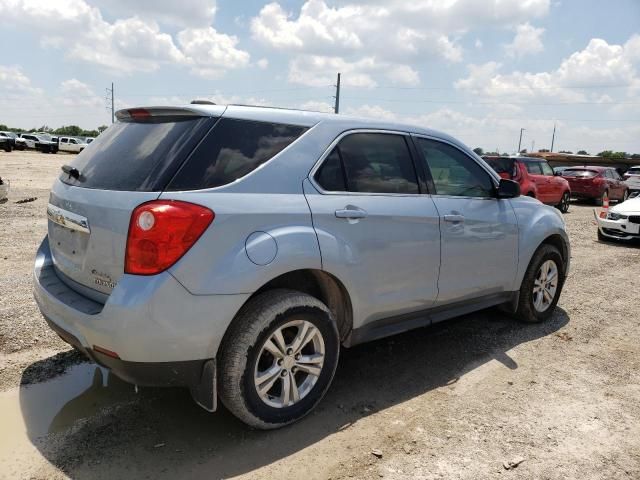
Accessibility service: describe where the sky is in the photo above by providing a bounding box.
[0,0,639,154]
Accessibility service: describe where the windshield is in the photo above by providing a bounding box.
[562,169,598,178]
[627,168,640,175]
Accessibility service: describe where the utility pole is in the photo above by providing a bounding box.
[531,140,535,152]
[106,82,114,123]
[333,73,341,114]
[550,123,556,152]
[517,128,525,153]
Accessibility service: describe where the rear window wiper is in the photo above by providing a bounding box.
[61,165,81,180]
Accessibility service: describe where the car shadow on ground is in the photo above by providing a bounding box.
[19,307,569,478]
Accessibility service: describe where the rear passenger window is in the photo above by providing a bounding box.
[315,133,418,194]
[168,118,308,190]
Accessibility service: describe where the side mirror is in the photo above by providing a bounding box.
[497,178,520,199]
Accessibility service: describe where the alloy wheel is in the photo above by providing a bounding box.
[254,320,325,408]
[532,259,559,312]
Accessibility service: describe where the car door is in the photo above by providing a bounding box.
[304,131,441,327]
[540,160,562,204]
[412,136,518,305]
[524,160,551,202]
[608,169,624,199]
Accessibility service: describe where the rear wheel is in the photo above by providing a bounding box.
[515,244,565,323]
[219,289,340,429]
[557,192,570,213]
[621,189,629,203]
[595,190,608,206]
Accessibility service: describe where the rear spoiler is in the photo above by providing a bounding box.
[115,105,226,121]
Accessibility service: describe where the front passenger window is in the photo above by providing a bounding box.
[416,138,494,197]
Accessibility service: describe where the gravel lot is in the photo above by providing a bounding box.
[0,150,639,479]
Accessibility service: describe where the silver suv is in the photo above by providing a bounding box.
[34,105,570,429]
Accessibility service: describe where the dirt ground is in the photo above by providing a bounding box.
[0,150,639,480]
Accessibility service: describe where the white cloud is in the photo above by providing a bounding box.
[504,23,544,58]
[0,0,248,76]
[177,27,250,78]
[59,79,102,108]
[456,36,640,103]
[0,65,42,95]
[251,0,550,88]
[299,100,334,113]
[288,55,421,88]
[89,0,217,27]
[257,58,269,69]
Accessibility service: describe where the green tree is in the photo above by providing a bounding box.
[559,150,573,154]
[473,147,484,156]
[577,150,588,155]
[97,125,108,133]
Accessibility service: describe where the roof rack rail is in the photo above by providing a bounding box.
[190,100,216,105]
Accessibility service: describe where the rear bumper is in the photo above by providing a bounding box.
[33,235,250,367]
[43,313,205,387]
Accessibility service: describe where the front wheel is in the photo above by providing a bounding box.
[515,244,565,323]
[556,192,570,213]
[219,289,340,429]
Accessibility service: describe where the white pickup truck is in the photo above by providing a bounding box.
[58,137,88,153]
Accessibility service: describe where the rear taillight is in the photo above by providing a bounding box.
[125,200,214,275]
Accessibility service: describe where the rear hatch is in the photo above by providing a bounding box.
[47,107,219,301]
[562,169,598,192]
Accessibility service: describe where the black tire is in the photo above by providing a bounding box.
[595,190,608,206]
[597,229,609,242]
[556,192,570,213]
[219,289,340,429]
[515,244,565,323]
[3,144,11,152]
[621,189,629,203]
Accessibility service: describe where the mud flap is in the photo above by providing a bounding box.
[190,359,217,412]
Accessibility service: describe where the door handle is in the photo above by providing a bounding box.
[335,208,368,219]
[443,214,465,223]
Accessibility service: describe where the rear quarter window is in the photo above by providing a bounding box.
[167,118,308,191]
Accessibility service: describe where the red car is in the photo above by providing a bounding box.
[560,166,629,205]
[484,156,571,212]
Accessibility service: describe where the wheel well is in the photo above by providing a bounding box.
[540,234,568,264]
[526,192,536,198]
[250,269,353,342]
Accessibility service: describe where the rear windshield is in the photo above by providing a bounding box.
[59,116,215,191]
[627,168,640,175]
[562,169,598,178]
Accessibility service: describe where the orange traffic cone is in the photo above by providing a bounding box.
[598,193,609,218]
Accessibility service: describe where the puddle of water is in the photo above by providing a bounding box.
[0,362,136,463]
